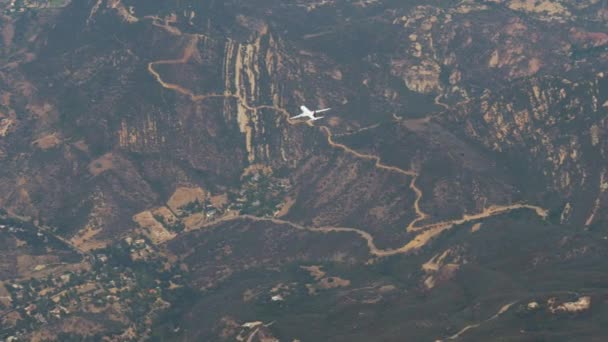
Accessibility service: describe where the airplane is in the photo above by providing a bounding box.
[289,105,331,122]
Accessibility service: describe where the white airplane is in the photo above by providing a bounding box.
[289,105,330,122]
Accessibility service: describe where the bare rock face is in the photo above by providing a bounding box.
[392,58,442,94]
[443,73,608,226]
[0,0,608,341]
[549,296,592,313]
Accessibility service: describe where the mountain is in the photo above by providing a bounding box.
[0,0,607,341]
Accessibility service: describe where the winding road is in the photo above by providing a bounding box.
[143,17,549,258]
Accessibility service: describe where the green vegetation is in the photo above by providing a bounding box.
[153,214,185,233]
[177,199,204,217]
[176,198,224,223]
[230,173,290,217]
[0,213,79,258]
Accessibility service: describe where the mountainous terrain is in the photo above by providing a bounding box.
[0,0,607,341]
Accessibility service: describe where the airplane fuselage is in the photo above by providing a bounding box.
[289,105,331,122]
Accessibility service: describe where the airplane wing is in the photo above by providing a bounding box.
[314,108,331,114]
[309,116,324,121]
[300,105,312,114]
[289,113,308,119]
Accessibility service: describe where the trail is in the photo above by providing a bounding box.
[195,208,540,257]
[442,301,517,341]
[195,214,440,257]
[434,93,450,111]
[585,169,606,226]
[147,35,234,102]
[319,124,430,229]
[408,204,548,233]
[4,211,92,260]
[407,176,429,230]
[143,15,182,35]
[245,328,260,342]
[144,21,548,257]
[319,126,417,177]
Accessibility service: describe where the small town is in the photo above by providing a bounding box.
[0,211,188,340]
[0,171,292,340]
